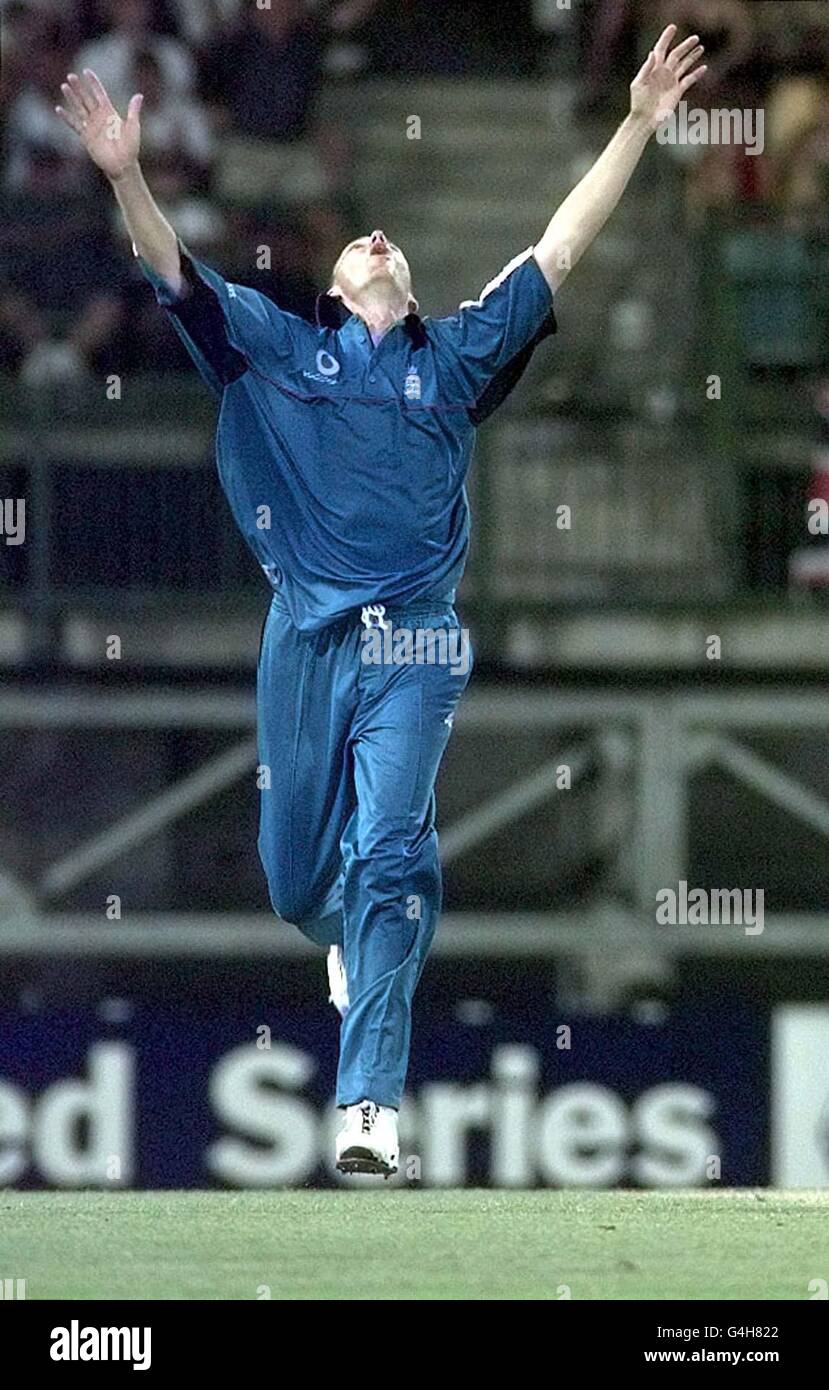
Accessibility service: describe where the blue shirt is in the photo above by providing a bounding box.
[142,243,556,632]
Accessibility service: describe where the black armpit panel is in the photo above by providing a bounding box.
[168,251,249,388]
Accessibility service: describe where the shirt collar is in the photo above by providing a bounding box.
[314,292,427,349]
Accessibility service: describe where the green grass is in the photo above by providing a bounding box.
[2,1190,826,1300]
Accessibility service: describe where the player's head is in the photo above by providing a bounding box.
[329,230,418,318]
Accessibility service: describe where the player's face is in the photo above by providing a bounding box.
[332,230,413,304]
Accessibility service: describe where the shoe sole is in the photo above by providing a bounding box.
[336,1146,398,1177]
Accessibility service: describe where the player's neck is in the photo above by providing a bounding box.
[340,286,410,342]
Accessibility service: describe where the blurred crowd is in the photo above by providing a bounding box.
[562,0,829,596]
[0,0,544,384]
[568,0,829,227]
[0,0,545,383]
[1,0,828,385]
[0,0,394,382]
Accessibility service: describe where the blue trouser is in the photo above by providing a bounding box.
[256,592,471,1108]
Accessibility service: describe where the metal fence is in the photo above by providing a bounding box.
[1,381,777,654]
[1,685,827,987]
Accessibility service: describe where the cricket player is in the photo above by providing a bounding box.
[57,25,705,1175]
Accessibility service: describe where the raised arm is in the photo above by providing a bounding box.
[55,69,183,296]
[534,24,707,294]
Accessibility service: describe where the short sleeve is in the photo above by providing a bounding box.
[430,249,557,424]
[137,240,299,396]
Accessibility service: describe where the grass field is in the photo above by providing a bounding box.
[2,1190,825,1300]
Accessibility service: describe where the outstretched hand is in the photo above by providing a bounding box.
[55,69,142,181]
[630,25,707,131]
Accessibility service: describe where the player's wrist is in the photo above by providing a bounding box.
[108,158,142,187]
[624,108,656,141]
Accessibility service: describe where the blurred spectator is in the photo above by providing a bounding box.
[761,11,829,223]
[751,1,829,85]
[201,2,332,209]
[4,16,86,190]
[0,1,56,111]
[167,0,240,46]
[74,0,195,110]
[774,93,829,226]
[222,207,320,322]
[679,1,829,225]
[202,2,323,142]
[325,0,383,77]
[0,150,126,380]
[133,47,214,171]
[328,0,379,29]
[577,0,753,117]
[789,382,829,593]
[74,0,177,41]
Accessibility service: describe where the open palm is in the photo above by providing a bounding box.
[55,69,142,181]
[630,25,707,131]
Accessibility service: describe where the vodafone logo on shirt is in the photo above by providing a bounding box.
[302,350,342,385]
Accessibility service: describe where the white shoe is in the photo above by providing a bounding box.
[335,1100,399,1176]
[326,945,349,1018]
